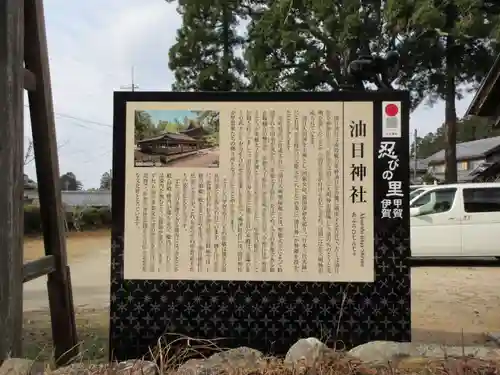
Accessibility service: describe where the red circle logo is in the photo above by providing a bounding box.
[385,104,399,117]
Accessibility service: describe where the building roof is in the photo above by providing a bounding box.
[465,52,500,127]
[425,136,500,164]
[181,126,210,138]
[137,132,199,144]
[24,174,37,190]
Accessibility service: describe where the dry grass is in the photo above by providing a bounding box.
[17,334,500,375]
[23,229,111,262]
[19,309,500,375]
[22,308,109,363]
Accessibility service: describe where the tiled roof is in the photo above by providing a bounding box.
[426,136,500,163]
[137,132,199,143]
[165,133,198,141]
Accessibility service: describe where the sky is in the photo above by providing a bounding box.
[23,0,476,189]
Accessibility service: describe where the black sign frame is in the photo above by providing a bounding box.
[110,91,411,361]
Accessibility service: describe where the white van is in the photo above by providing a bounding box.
[409,186,432,200]
[410,182,500,258]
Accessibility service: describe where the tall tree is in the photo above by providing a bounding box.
[411,116,500,159]
[60,172,83,191]
[134,110,158,141]
[193,110,220,132]
[386,0,500,182]
[100,170,112,190]
[245,0,388,91]
[167,0,247,91]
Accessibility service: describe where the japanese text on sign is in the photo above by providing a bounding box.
[378,141,403,219]
[123,101,375,282]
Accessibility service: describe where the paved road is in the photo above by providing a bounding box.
[167,148,219,168]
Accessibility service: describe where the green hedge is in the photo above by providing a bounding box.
[24,205,112,235]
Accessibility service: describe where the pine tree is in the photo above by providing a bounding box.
[167,0,247,91]
[100,170,112,190]
[60,172,83,191]
[244,0,388,91]
[385,0,500,182]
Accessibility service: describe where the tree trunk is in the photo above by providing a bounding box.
[444,28,457,183]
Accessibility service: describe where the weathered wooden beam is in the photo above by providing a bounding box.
[23,255,56,283]
[24,0,78,366]
[0,0,25,362]
[23,67,36,91]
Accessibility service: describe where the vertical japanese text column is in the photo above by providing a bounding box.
[343,102,375,282]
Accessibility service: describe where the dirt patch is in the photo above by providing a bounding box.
[411,267,500,346]
[23,229,111,262]
[23,308,109,363]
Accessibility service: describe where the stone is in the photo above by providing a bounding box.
[207,346,264,368]
[113,359,157,375]
[485,332,500,346]
[349,341,500,365]
[0,358,45,375]
[176,359,208,375]
[284,337,348,369]
[285,337,328,368]
[176,347,265,375]
[414,344,497,359]
[348,341,412,364]
[52,359,157,375]
[396,356,500,371]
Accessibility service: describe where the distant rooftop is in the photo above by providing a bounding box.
[24,174,37,190]
[410,159,428,172]
[426,136,500,164]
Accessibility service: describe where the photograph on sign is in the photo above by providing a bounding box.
[123,101,374,282]
[134,109,220,168]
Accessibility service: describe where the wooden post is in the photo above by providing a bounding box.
[0,0,25,361]
[0,0,78,365]
[24,0,78,365]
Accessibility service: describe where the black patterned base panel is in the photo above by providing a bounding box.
[110,226,410,360]
[109,91,411,361]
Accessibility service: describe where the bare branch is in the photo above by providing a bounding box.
[24,139,34,166]
[24,137,69,166]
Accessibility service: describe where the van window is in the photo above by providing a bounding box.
[410,188,457,214]
[410,188,425,200]
[463,187,500,213]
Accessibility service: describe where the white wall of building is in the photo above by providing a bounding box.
[24,190,112,207]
